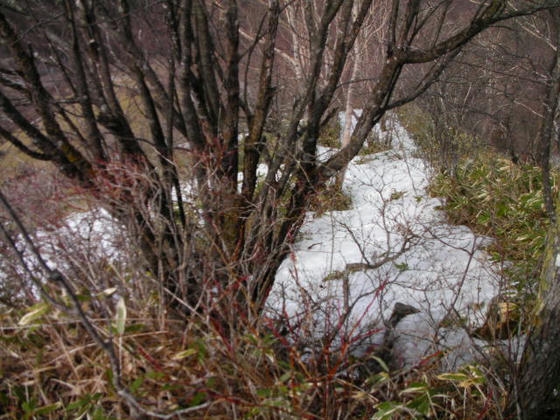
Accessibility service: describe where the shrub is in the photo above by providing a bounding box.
[429,153,554,296]
[318,118,342,148]
[1,291,502,419]
[398,104,485,173]
[311,184,353,215]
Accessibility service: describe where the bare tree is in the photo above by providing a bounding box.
[510,201,560,418]
[533,11,560,221]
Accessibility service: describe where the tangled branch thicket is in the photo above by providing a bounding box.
[1,0,560,418]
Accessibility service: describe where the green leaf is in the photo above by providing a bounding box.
[124,323,145,333]
[172,348,197,360]
[206,377,217,389]
[277,371,292,384]
[408,396,431,416]
[115,297,126,335]
[146,370,165,380]
[189,391,207,406]
[19,303,50,326]
[33,402,63,416]
[393,262,409,272]
[76,293,92,302]
[257,388,273,398]
[92,406,107,420]
[130,376,144,394]
[372,401,402,419]
[366,372,390,386]
[400,381,428,394]
[66,395,91,411]
[437,372,469,382]
[370,355,390,372]
[194,338,207,362]
[476,212,490,226]
[22,398,37,413]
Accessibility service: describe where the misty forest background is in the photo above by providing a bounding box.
[1,1,560,419]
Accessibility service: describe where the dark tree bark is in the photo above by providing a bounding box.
[537,11,560,222]
[509,210,560,419]
[507,13,560,419]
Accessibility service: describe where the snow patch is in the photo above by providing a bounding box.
[269,118,502,369]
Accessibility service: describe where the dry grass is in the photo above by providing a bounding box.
[0,273,506,419]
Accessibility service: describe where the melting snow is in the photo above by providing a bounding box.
[269,119,505,370]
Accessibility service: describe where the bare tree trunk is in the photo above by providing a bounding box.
[335,49,361,189]
[509,209,560,418]
[538,12,560,223]
[508,15,560,418]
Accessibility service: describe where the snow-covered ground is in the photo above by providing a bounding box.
[2,116,512,370]
[268,119,507,370]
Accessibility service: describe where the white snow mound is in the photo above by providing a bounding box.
[269,118,506,370]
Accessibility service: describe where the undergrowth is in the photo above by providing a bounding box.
[0,300,502,419]
[398,104,483,172]
[400,103,552,298]
[318,118,341,148]
[311,184,353,215]
[430,153,553,296]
